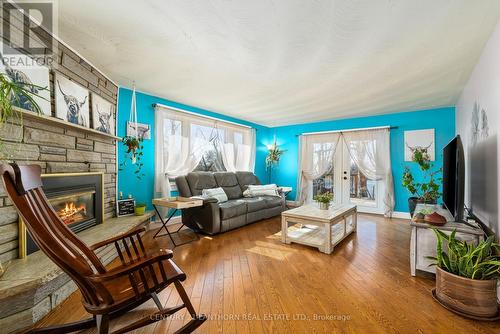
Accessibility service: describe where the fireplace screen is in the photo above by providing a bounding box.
[49,190,96,227]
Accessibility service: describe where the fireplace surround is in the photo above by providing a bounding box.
[19,172,104,257]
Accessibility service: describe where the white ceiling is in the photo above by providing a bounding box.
[57,0,500,127]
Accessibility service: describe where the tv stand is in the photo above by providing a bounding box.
[409,204,484,276]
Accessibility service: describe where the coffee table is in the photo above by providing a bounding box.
[281,204,357,254]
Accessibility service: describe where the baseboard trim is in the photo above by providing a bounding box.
[391,211,411,219]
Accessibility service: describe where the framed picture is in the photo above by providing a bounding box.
[92,94,115,135]
[55,73,89,127]
[404,129,435,161]
[127,121,151,140]
[0,59,51,115]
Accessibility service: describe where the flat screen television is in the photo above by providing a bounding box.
[442,135,465,222]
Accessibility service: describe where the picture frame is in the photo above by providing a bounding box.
[127,121,151,140]
[404,129,435,161]
[54,73,90,127]
[0,58,51,115]
[92,94,115,135]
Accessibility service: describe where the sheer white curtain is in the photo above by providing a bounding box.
[154,108,207,199]
[220,128,256,172]
[342,128,395,216]
[298,133,341,204]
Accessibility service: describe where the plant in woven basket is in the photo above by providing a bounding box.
[427,229,500,280]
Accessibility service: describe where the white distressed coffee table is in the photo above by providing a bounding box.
[281,204,357,254]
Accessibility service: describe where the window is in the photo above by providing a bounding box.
[156,106,255,183]
[191,124,225,172]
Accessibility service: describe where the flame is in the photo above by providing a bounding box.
[58,202,87,224]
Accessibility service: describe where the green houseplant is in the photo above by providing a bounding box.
[428,229,500,319]
[119,136,145,179]
[314,192,333,210]
[402,147,442,216]
[265,139,286,183]
[134,202,146,216]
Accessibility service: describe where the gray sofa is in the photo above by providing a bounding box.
[175,171,285,235]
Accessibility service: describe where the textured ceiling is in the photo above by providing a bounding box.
[57,0,500,126]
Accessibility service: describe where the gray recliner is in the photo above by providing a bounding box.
[175,171,285,234]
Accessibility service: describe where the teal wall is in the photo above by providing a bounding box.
[117,88,270,210]
[267,107,456,213]
[118,89,455,214]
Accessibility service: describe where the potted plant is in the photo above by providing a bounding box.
[119,136,145,179]
[428,229,500,319]
[402,147,442,216]
[134,202,146,216]
[265,138,286,183]
[314,192,333,210]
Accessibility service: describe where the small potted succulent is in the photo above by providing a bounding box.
[314,192,333,210]
[402,147,442,216]
[428,229,500,319]
[134,202,146,216]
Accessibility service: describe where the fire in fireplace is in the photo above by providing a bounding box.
[49,190,95,226]
[19,172,104,257]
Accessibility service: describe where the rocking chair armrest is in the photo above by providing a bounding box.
[89,250,174,282]
[90,226,146,251]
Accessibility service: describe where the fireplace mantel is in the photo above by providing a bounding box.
[15,106,122,141]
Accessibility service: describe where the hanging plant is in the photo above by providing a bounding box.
[119,136,145,179]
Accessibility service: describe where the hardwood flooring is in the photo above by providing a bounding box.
[35,214,499,333]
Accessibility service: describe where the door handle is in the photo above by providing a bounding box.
[343,177,348,180]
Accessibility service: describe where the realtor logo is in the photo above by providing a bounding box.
[1,0,57,58]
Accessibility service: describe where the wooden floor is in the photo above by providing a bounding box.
[35,214,500,334]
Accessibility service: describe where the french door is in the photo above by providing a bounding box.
[312,142,385,214]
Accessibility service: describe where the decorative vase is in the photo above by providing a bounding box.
[435,266,498,318]
[318,202,329,210]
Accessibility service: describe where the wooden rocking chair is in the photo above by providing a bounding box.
[0,163,206,334]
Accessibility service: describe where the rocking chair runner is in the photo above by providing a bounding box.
[0,163,206,334]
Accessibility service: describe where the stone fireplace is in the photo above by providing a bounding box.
[21,172,105,257]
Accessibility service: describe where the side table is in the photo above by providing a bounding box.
[152,197,203,247]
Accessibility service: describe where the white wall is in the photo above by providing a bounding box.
[456,21,500,236]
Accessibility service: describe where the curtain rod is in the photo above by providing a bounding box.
[152,103,253,129]
[296,125,398,137]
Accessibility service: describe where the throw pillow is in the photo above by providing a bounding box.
[202,187,228,203]
[245,184,280,197]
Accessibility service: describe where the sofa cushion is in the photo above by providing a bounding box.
[202,187,228,203]
[241,197,267,212]
[219,199,247,219]
[262,196,283,209]
[244,184,280,197]
[236,171,261,191]
[214,172,243,199]
[186,172,217,196]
